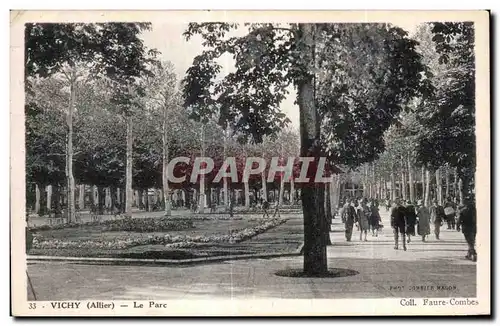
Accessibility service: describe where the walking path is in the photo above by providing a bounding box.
[27,210,476,300]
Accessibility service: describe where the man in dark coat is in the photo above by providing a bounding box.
[458,198,477,262]
[430,200,445,240]
[405,201,417,244]
[391,198,407,251]
[343,199,357,242]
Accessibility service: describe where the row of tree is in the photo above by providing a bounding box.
[26,21,475,276]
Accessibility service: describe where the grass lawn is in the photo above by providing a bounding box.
[28,213,304,260]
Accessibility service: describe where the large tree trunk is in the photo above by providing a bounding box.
[290,178,295,204]
[436,167,443,206]
[66,74,76,223]
[424,169,431,207]
[297,22,327,276]
[408,157,415,202]
[162,104,172,216]
[125,115,133,217]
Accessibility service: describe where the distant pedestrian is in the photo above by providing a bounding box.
[430,200,445,240]
[369,200,381,237]
[405,201,417,244]
[356,198,370,242]
[416,199,431,242]
[343,199,357,242]
[444,198,456,229]
[458,197,477,262]
[391,198,407,251]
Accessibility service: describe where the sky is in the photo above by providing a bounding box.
[140,22,419,129]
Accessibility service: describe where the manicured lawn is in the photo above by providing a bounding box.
[28,213,304,260]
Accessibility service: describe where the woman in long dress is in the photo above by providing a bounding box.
[356,198,370,242]
[370,200,381,237]
[416,199,431,242]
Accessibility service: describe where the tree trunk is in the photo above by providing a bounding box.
[324,183,332,245]
[144,188,150,212]
[198,125,206,214]
[97,186,105,215]
[390,166,396,201]
[261,173,268,202]
[421,166,425,201]
[66,75,76,223]
[278,174,285,206]
[110,186,118,211]
[206,187,212,209]
[137,189,144,210]
[36,184,47,216]
[408,157,414,202]
[244,181,250,208]
[51,184,62,218]
[89,185,96,207]
[424,169,431,207]
[445,166,450,200]
[46,185,52,211]
[223,128,229,211]
[162,103,172,217]
[297,22,327,276]
[453,167,458,200]
[34,184,40,215]
[290,178,295,204]
[78,184,85,210]
[125,115,133,217]
[459,178,464,205]
[436,167,443,206]
[401,169,406,200]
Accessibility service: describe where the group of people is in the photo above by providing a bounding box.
[340,198,382,242]
[339,196,477,262]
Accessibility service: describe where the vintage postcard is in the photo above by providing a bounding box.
[11,10,490,316]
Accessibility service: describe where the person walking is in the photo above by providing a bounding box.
[343,199,357,242]
[458,197,477,262]
[405,200,417,244]
[416,199,431,242]
[391,198,407,251]
[444,198,456,230]
[430,200,445,240]
[356,198,370,242]
[370,199,381,237]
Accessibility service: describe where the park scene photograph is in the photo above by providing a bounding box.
[22,16,480,303]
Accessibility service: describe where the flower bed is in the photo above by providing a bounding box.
[29,217,194,233]
[165,214,242,221]
[32,218,288,250]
